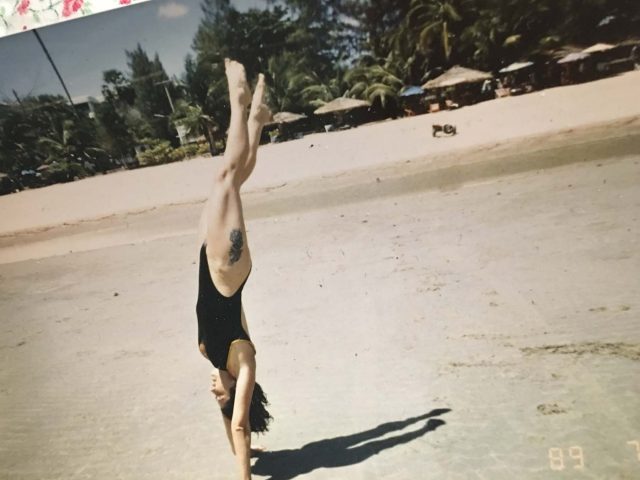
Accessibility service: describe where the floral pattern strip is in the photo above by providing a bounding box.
[0,0,148,38]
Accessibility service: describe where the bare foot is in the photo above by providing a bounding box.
[249,74,273,125]
[225,58,251,107]
[250,103,273,125]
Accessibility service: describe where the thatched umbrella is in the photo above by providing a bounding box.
[540,45,583,61]
[499,61,534,73]
[314,97,370,115]
[582,43,615,54]
[422,66,492,89]
[266,112,307,125]
[558,52,590,63]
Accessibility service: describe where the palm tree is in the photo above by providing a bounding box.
[266,53,311,113]
[345,63,403,111]
[299,72,347,109]
[458,2,507,70]
[408,0,464,64]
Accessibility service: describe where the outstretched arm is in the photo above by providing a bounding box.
[211,370,237,454]
[222,414,236,455]
[231,363,255,480]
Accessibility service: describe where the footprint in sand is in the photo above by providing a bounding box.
[588,306,607,312]
[537,403,567,415]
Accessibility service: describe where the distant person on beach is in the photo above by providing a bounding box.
[195,58,273,480]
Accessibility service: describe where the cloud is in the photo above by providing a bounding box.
[158,1,189,19]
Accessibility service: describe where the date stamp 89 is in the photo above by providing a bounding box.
[548,440,640,471]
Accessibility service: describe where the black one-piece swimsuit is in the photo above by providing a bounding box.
[196,244,253,370]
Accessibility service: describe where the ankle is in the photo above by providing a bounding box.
[230,97,249,111]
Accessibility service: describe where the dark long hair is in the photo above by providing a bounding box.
[221,381,273,434]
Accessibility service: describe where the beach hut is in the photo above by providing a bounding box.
[557,52,590,64]
[533,45,585,87]
[313,97,370,115]
[497,61,537,95]
[582,43,617,77]
[422,66,493,107]
[264,112,310,143]
[266,112,307,126]
[399,86,426,116]
[582,43,615,54]
[498,61,534,73]
[314,97,372,131]
[541,45,584,61]
[313,97,371,132]
[558,52,591,84]
[422,66,492,89]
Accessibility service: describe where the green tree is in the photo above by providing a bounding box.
[126,44,178,144]
[345,63,403,113]
[299,72,347,109]
[0,95,107,185]
[343,0,412,63]
[192,2,293,79]
[95,69,138,163]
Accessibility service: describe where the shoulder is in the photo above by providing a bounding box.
[228,341,256,375]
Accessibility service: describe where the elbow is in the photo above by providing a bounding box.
[231,422,248,434]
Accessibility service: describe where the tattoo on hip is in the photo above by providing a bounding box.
[228,229,244,265]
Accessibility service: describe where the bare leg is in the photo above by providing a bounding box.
[200,62,263,479]
[202,59,253,296]
[238,73,272,186]
[221,58,251,185]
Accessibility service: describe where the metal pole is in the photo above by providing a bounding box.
[32,29,78,116]
[163,84,175,112]
[154,80,175,113]
[12,89,24,112]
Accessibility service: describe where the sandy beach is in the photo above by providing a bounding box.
[1,72,639,479]
[1,71,639,237]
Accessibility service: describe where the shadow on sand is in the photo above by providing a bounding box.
[252,408,451,480]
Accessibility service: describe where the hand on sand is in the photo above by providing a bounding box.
[249,73,273,125]
[209,371,219,397]
[224,58,251,107]
[210,370,226,403]
[251,445,267,457]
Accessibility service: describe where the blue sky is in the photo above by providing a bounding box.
[0,0,267,102]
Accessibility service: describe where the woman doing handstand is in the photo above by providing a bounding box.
[196,59,273,480]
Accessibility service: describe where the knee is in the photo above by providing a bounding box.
[212,172,241,195]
